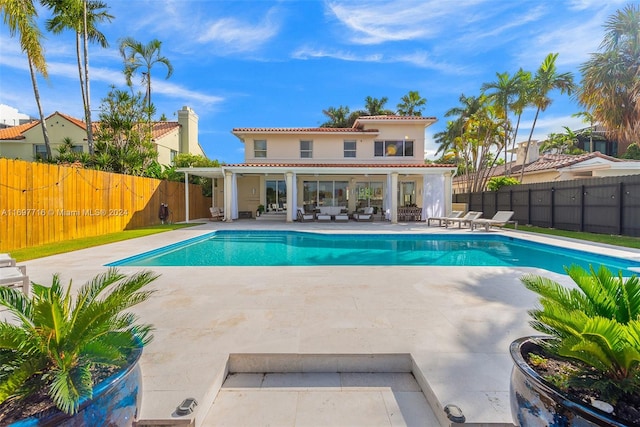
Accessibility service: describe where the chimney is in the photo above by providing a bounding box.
[177,106,198,154]
[515,140,540,165]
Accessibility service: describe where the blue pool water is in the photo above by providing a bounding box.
[108,231,640,275]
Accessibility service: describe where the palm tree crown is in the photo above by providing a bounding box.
[119,37,174,112]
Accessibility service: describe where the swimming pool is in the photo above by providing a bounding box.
[108,230,640,275]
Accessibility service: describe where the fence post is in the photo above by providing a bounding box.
[618,182,624,235]
[495,191,498,212]
[551,187,555,228]
[527,188,531,225]
[580,185,585,232]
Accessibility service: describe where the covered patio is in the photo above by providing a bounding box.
[178,164,456,224]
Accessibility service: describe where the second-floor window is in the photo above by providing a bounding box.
[374,140,414,157]
[254,140,267,158]
[344,140,356,158]
[300,140,313,158]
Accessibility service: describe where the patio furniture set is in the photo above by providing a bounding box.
[297,206,375,222]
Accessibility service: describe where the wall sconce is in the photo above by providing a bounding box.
[252,188,256,195]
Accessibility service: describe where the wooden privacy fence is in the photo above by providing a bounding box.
[0,159,211,251]
[453,174,640,237]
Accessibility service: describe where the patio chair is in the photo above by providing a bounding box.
[470,211,516,231]
[444,211,483,228]
[0,254,16,267]
[297,207,315,222]
[427,210,463,226]
[353,207,374,222]
[209,207,224,221]
[0,265,30,295]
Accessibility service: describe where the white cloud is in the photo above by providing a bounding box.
[197,9,281,53]
[291,46,382,62]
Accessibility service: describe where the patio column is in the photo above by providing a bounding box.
[285,171,294,223]
[224,171,233,222]
[390,172,398,224]
[444,171,453,215]
[184,172,190,223]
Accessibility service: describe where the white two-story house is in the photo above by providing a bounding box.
[179,115,457,224]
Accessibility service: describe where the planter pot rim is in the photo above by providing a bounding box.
[510,336,628,427]
[10,346,143,426]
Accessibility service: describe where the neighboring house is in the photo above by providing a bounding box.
[453,140,640,193]
[0,106,205,165]
[178,115,457,224]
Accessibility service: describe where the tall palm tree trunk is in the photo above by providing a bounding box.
[83,0,94,155]
[519,108,540,182]
[28,54,51,160]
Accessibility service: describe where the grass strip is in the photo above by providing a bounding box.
[8,223,202,262]
[510,225,640,250]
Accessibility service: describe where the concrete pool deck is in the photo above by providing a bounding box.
[10,220,640,426]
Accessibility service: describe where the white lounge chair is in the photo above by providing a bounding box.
[0,254,16,267]
[445,211,483,228]
[297,207,315,222]
[471,211,517,231]
[0,265,30,295]
[353,207,374,222]
[427,211,463,226]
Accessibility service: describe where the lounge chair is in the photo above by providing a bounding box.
[444,211,483,228]
[427,210,463,226]
[353,207,374,222]
[297,207,315,222]
[209,207,224,221]
[0,254,16,267]
[471,211,517,231]
[0,265,30,295]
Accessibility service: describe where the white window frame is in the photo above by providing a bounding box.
[300,140,313,158]
[343,140,356,158]
[254,140,267,158]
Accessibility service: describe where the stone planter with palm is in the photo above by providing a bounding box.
[510,265,640,426]
[0,268,158,425]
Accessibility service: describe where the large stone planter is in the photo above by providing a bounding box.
[10,348,143,427]
[510,337,627,427]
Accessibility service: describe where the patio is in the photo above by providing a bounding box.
[10,220,640,426]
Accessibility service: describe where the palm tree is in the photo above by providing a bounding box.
[0,268,157,415]
[362,96,393,116]
[481,71,522,172]
[320,105,352,128]
[45,0,113,155]
[396,90,426,116]
[1,0,52,160]
[519,53,575,182]
[507,69,532,173]
[578,4,640,155]
[119,37,173,120]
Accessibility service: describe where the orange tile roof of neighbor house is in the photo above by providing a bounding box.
[0,113,181,142]
[0,121,39,140]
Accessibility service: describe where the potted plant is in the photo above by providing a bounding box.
[257,204,265,217]
[510,265,640,426]
[0,268,158,425]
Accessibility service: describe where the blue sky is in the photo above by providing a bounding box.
[0,0,633,164]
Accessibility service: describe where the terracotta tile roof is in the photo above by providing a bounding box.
[55,112,87,130]
[151,121,180,139]
[523,152,621,173]
[0,114,180,141]
[455,151,623,182]
[225,162,455,168]
[355,115,437,121]
[0,121,39,140]
[232,127,379,133]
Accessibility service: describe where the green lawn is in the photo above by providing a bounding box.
[508,225,640,250]
[8,223,203,262]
